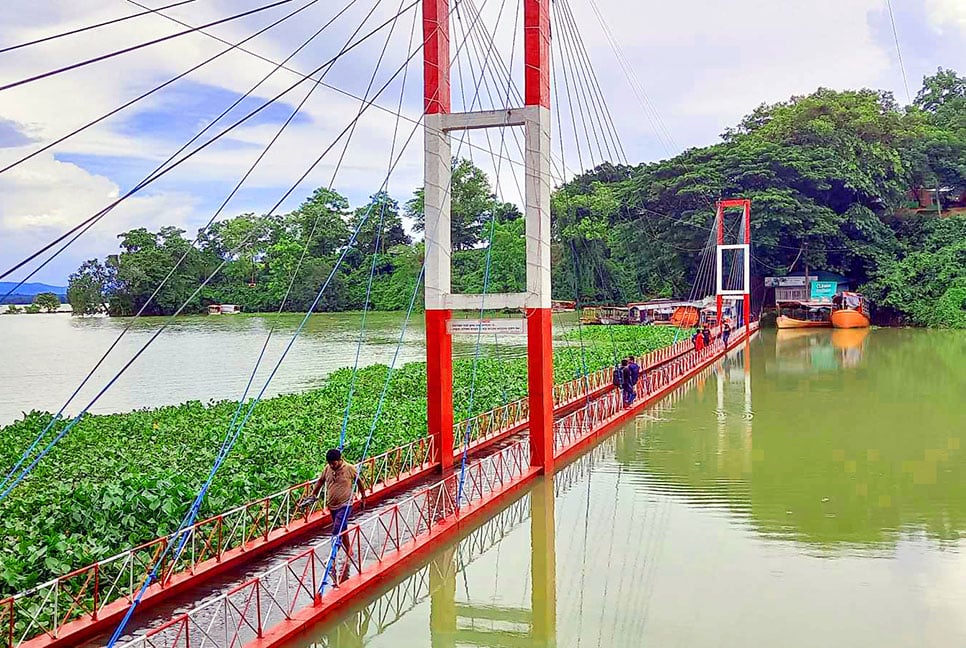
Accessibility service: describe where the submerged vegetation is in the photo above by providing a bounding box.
[0,326,677,596]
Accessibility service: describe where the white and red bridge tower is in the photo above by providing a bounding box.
[422,0,555,472]
[715,198,752,329]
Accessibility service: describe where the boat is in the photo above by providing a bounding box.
[579,305,630,325]
[831,292,871,329]
[551,300,576,313]
[776,300,832,329]
[627,299,697,325]
[207,304,241,315]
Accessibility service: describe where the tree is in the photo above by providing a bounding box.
[915,67,966,131]
[4,304,22,314]
[287,188,350,257]
[33,292,60,313]
[110,227,211,316]
[349,192,410,257]
[407,158,520,250]
[67,259,113,315]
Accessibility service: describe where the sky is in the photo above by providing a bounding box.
[0,0,963,286]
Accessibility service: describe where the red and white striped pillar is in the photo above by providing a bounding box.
[715,198,752,328]
[715,201,725,326]
[523,0,554,471]
[423,0,454,470]
[422,0,554,472]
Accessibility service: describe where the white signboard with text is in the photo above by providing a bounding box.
[449,319,527,335]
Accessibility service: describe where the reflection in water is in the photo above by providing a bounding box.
[637,329,966,549]
[287,330,966,647]
[293,462,582,648]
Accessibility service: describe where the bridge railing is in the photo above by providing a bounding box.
[552,325,758,453]
[1,335,705,648]
[105,332,746,648]
[117,438,533,648]
[0,436,434,648]
[453,338,698,452]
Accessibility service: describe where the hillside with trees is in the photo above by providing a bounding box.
[68,68,966,326]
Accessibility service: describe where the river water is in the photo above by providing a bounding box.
[282,328,966,648]
[0,312,534,425]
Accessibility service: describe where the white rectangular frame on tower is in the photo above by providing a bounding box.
[424,105,552,312]
[716,243,750,296]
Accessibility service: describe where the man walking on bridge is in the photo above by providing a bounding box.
[303,448,369,581]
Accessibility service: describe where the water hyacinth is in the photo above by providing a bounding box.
[0,325,677,595]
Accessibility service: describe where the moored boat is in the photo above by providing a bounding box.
[776,300,832,329]
[831,292,871,329]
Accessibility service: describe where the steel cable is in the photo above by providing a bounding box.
[0,0,299,93]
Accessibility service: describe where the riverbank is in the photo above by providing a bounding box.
[0,326,679,596]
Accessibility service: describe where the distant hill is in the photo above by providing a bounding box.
[0,282,68,305]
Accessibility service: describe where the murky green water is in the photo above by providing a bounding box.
[0,312,533,425]
[287,328,966,648]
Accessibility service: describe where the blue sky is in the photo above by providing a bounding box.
[0,0,962,285]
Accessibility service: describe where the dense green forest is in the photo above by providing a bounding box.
[68,68,966,326]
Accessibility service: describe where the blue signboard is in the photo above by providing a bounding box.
[810,281,837,302]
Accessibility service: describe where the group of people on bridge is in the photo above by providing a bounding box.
[692,322,732,353]
[613,355,642,407]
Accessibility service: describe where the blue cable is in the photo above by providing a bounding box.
[336,197,388,450]
[103,186,383,648]
[0,0,418,502]
[318,247,428,595]
[456,209,497,508]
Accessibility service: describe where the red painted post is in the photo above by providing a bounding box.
[426,310,454,470]
[423,0,454,473]
[423,0,450,115]
[524,0,551,108]
[92,563,99,621]
[524,0,553,471]
[715,200,724,326]
[527,309,554,470]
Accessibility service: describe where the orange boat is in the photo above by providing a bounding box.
[831,292,871,329]
[776,300,832,329]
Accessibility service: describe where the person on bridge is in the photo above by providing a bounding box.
[620,359,635,406]
[722,321,732,346]
[692,329,705,353]
[304,449,369,577]
[627,355,640,390]
[702,326,712,348]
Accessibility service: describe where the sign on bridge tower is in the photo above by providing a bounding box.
[422,0,554,471]
[715,199,752,329]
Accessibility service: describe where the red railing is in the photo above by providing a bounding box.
[2,437,433,647]
[2,329,737,648]
[117,439,533,648]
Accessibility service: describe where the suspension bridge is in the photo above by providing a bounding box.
[0,2,759,647]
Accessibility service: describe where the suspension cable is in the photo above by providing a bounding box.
[557,0,626,164]
[121,0,529,171]
[0,0,201,55]
[0,0,351,493]
[105,13,431,645]
[0,0,300,93]
[0,0,331,177]
[0,0,418,292]
[0,10,425,505]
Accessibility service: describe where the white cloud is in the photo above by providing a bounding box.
[924,0,966,33]
[570,0,894,151]
[0,148,200,278]
[0,0,955,282]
